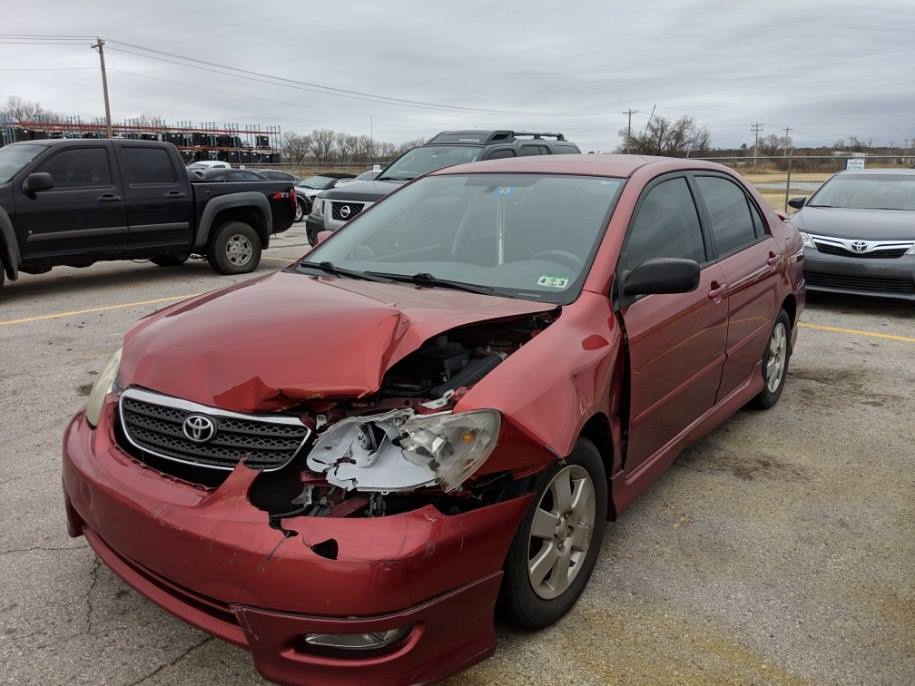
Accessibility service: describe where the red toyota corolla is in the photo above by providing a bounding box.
[63,154,804,685]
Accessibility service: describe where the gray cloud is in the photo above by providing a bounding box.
[3,0,914,150]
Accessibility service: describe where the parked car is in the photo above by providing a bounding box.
[293,173,356,222]
[256,169,300,184]
[0,139,296,287]
[63,154,803,685]
[191,168,267,182]
[352,169,380,182]
[186,160,231,171]
[305,130,581,244]
[788,168,915,299]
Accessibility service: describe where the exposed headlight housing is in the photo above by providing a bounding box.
[310,197,324,217]
[85,348,122,427]
[306,409,501,493]
[798,231,817,249]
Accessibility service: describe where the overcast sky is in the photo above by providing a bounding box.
[3,0,914,151]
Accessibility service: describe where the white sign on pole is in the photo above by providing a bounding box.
[846,158,865,170]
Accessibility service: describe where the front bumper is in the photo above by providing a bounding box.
[62,400,531,686]
[803,248,915,300]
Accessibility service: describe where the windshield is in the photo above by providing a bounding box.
[808,174,915,211]
[0,143,47,183]
[298,175,337,189]
[379,146,483,181]
[303,173,623,304]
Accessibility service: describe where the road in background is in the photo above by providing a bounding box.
[1,224,913,685]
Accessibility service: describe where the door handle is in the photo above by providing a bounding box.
[164,191,187,199]
[97,193,122,202]
[707,281,727,300]
[766,251,779,266]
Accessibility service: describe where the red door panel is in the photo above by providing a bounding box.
[622,262,729,471]
[717,238,780,399]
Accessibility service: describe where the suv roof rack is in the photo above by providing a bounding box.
[511,131,566,141]
[427,130,568,145]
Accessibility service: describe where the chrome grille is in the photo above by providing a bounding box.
[331,201,364,221]
[118,388,310,471]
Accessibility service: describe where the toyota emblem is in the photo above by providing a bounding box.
[183,414,216,443]
[339,205,352,219]
[851,240,868,252]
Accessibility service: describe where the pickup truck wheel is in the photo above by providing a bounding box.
[752,309,792,409]
[150,253,190,267]
[207,221,262,275]
[500,438,607,629]
[294,198,307,223]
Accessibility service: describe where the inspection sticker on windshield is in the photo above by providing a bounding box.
[537,275,569,288]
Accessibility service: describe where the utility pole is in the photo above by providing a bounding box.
[621,109,638,153]
[750,121,763,168]
[91,37,113,138]
[782,127,793,212]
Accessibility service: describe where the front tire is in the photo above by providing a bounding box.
[207,221,262,275]
[501,438,607,629]
[752,309,792,409]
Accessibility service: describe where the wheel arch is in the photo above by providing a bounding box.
[0,207,21,280]
[578,412,617,520]
[194,193,272,250]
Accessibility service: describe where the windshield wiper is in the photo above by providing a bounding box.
[297,261,393,282]
[366,271,495,295]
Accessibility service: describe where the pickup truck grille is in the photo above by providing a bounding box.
[331,201,365,221]
[118,388,310,471]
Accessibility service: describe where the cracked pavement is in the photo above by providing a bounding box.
[2,224,914,685]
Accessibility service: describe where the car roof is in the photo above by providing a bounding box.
[6,138,167,148]
[836,168,915,175]
[432,153,735,179]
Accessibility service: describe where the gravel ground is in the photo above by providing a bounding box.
[1,224,913,685]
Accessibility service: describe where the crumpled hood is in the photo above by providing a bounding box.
[790,206,915,240]
[120,271,553,413]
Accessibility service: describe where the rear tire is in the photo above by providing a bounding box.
[207,221,262,275]
[500,438,607,629]
[752,309,792,409]
[294,198,308,223]
[150,253,190,267]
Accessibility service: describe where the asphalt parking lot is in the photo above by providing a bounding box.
[1,223,913,686]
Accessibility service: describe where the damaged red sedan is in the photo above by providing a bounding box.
[63,155,804,685]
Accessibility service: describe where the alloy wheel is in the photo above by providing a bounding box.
[226,234,254,267]
[766,321,788,393]
[527,464,596,600]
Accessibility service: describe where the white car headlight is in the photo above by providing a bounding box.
[85,348,122,427]
[307,409,501,493]
[310,197,324,217]
[399,410,501,492]
[798,231,817,249]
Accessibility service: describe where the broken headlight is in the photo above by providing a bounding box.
[399,410,501,492]
[307,409,501,493]
[85,348,122,428]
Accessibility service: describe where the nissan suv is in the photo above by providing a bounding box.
[304,129,580,244]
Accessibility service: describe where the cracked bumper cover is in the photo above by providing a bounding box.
[62,401,531,686]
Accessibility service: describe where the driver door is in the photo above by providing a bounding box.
[618,175,728,472]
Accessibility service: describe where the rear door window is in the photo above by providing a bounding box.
[37,148,112,188]
[620,177,707,274]
[520,145,549,156]
[695,176,758,255]
[121,147,177,185]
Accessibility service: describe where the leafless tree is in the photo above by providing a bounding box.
[618,115,711,157]
[309,129,336,163]
[2,96,57,122]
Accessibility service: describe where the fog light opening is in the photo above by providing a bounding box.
[301,625,413,656]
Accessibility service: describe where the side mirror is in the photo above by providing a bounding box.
[787,197,806,210]
[315,230,334,245]
[23,172,54,194]
[623,258,700,297]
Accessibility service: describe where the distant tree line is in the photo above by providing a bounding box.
[280,130,424,166]
[617,115,712,156]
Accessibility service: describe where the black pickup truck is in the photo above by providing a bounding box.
[0,139,296,289]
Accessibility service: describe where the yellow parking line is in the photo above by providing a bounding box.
[799,322,915,344]
[261,256,296,264]
[0,294,201,327]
